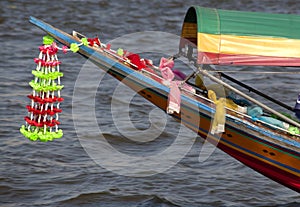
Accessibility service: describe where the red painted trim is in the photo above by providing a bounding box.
[198,52,300,66]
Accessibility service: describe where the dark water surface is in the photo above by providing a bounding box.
[1,0,300,206]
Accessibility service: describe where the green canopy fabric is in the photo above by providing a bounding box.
[180,6,300,66]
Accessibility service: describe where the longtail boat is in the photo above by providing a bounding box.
[29,6,300,193]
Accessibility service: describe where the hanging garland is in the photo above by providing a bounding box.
[20,35,65,141]
[19,34,105,142]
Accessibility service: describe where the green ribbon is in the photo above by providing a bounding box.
[32,70,63,80]
[117,48,124,56]
[43,35,54,45]
[288,126,300,135]
[20,125,63,142]
[81,38,89,46]
[70,43,79,53]
[29,80,64,92]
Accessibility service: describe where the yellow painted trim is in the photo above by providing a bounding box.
[198,33,300,58]
[205,133,300,176]
[183,116,299,176]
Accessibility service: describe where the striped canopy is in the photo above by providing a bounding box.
[180,6,300,66]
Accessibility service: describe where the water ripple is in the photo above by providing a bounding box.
[1,0,300,206]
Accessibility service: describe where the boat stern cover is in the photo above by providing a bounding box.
[180,6,300,66]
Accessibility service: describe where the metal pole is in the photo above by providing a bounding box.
[220,72,294,112]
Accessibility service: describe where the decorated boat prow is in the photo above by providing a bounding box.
[27,6,300,193]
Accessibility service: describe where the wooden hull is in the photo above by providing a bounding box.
[30,17,300,193]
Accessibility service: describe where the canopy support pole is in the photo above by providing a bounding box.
[197,67,300,129]
[219,72,294,112]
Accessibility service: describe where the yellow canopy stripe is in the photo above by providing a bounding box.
[198,33,300,58]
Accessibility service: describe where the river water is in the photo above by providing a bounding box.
[1,0,300,206]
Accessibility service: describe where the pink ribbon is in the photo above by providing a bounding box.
[158,57,195,114]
